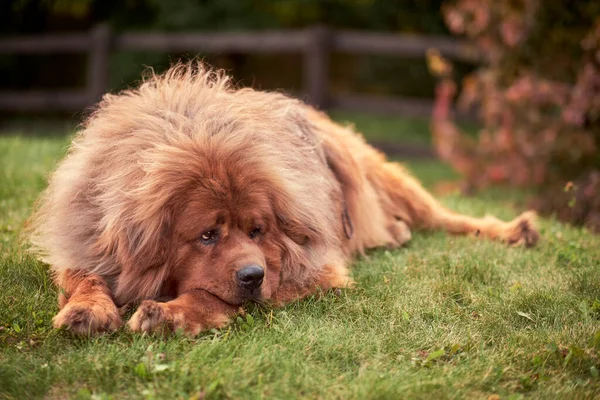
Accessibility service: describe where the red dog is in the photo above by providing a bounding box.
[28,63,538,335]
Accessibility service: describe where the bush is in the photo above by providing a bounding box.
[429,0,600,232]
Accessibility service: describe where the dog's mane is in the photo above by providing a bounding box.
[27,62,345,303]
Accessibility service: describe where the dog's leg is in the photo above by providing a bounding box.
[428,209,539,247]
[371,163,539,247]
[387,218,412,247]
[272,263,354,305]
[317,263,355,291]
[53,270,123,335]
[127,290,238,335]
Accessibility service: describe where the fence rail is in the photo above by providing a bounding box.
[0,25,477,115]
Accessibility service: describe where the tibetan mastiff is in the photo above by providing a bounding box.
[28,63,539,335]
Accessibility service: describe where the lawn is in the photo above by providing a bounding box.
[1,115,600,399]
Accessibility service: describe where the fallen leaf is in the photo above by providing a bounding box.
[517,311,534,322]
[425,348,446,363]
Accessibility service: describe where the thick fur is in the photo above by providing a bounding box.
[27,63,539,335]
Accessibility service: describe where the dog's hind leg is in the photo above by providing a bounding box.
[307,109,537,248]
[52,270,123,335]
[369,162,539,247]
[387,218,412,247]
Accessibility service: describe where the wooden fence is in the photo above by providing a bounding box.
[0,25,477,116]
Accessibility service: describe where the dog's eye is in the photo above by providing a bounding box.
[199,229,219,245]
[249,227,262,239]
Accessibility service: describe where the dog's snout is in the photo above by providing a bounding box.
[236,264,264,290]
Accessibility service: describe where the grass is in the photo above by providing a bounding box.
[330,110,480,146]
[1,115,600,399]
[330,110,432,145]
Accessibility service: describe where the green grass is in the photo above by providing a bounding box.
[331,110,432,145]
[1,116,600,399]
[330,110,479,146]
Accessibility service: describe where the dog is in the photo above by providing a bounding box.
[27,63,539,335]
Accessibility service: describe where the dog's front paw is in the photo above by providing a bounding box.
[128,299,231,336]
[127,300,174,334]
[506,211,539,247]
[53,299,122,335]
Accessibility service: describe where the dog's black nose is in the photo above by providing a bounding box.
[236,265,264,290]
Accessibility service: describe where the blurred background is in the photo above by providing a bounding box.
[0,0,458,104]
[1,0,599,232]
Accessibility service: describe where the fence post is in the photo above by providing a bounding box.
[88,24,111,104]
[304,25,330,109]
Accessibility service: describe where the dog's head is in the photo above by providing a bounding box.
[165,143,334,306]
[169,165,284,306]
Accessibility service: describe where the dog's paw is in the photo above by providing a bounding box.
[128,299,230,336]
[319,264,355,290]
[53,299,122,335]
[506,211,539,248]
[127,300,174,334]
[388,219,412,247]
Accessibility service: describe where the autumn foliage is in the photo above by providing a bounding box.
[430,0,600,232]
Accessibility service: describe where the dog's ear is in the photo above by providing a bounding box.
[275,212,310,246]
[109,208,174,303]
[270,194,319,246]
[119,216,173,271]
